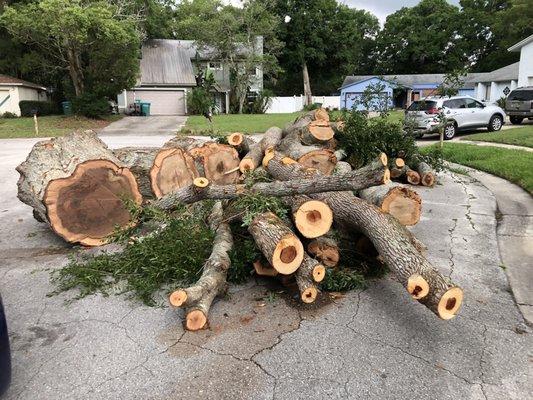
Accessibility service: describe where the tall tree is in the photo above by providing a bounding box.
[1,0,140,97]
[374,0,466,74]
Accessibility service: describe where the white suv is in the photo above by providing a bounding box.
[405,96,506,139]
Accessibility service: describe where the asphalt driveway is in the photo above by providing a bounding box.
[99,115,188,136]
[0,135,531,399]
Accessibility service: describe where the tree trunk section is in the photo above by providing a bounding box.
[239,127,283,172]
[169,201,233,331]
[405,166,421,185]
[114,147,159,199]
[302,60,313,106]
[265,154,463,320]
[248,212,304,275]
[17,131,142,246]
[284,195,333,239]
[417,162,436,187]
[307,236,339,268]
[295,254,325,303]
[278,134,337,175]
[358,183,422,226]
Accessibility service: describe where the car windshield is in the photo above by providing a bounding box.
[508,90,533,101]
[407,100,437,111]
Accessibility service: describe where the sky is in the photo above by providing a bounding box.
[339,0,461,23]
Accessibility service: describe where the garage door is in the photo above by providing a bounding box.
[136,90,186,115]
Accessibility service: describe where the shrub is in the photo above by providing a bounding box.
[1,111,18,118]
[71,93,110,118]
[247,89,273,114]
[187,87,214,115]
[337,110,419,168]
[19,100,59,117]
[496,96,506,108]
[303,102,320,111]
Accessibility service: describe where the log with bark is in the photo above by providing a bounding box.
[405,166,421,185]
[290,109,330,130]
[417,162,436,187]
[169,201,233,330]
[358,183,422,226]
[277,133,337,175]
[114,147,163,199]
[264,153,463,320]
[285,120,335,145]
[295,254,326,303]
[239,127,283,172]
[307,235,340,268]
[248,212,304,275]
[17,131,142,246]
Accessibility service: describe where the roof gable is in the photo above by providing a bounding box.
[0,75,46,90]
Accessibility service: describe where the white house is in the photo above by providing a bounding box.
[0,75,49,116]
[508,34,533,87]
[471,63,519,104]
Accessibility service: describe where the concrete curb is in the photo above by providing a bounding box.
[458,140,533,152]
[449,163,533,325]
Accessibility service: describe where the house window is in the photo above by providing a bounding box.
[207,62,222,71]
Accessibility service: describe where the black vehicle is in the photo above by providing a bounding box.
[505,87,533,124]
[0,294,11,396]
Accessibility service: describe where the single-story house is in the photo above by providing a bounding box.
[0,75,49,116]
[469,63,520,104]
[118,38,263,115]
[339,74,476,110]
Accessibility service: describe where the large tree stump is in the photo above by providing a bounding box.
[17,131,142,246]
[265,153,463,320]
[358,183,422,226]
[239,127,283,172]
[169,201,233,331]
[248,212,304,275]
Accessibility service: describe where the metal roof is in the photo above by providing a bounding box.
[0,74,47,90]
[139,40,196,86]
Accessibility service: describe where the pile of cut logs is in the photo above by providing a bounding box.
[17,109,462,331]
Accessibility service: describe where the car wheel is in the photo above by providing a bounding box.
[488,115,503,132]
[443,123,456,140]
[509,116,523,125]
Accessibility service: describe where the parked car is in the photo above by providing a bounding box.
[505,87,533,124]
[405,96,506,139]
[0,294,11,396]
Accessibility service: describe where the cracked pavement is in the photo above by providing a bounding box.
[1,137,532,399]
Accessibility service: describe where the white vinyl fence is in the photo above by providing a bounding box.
[266,95,340,114]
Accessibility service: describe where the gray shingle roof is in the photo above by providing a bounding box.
[0,74,46,90]
[139,40,196,86]
[341,62,519,90]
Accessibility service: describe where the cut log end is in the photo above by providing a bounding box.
[381,187,422,226]
[379,153,388,166]
[44,160,142,246]
[193,177,209,188]
[262,151,275,168]
[312,265,326,283]
[314,108,330,122]
[307,240,339,268]
[394,158,405,168]
[298,150,337,175]
[407,274,429,300]
[301,287,318,303]
[406,170,421,185]
[421,174,435,187]
[308,121,334,142]
[150,147,198,198]
[169,290,188,307]
[253,260,279,277]
[239,158,256,173]
[227,132,244,146]
[186,310,208,331]
[294,200,333,239]
[437,287,463,320]
[272,234,304,274]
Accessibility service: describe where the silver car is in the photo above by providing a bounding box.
[405,96,506,139]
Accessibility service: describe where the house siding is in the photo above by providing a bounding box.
[340,77,394,111]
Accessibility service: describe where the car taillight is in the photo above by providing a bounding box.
[426,108,439,114]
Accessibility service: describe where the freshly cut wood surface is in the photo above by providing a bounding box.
[248,212,304,275]
[358,183,422,226]
[289,196,333,239]
[189,142,240,185]
[239,127,283,173]
[307,236,339,268]
[405,167,421,185]
[417,162,436,187]
[16,131,142,246]
[169,201,233,330]
[295,254,323,303]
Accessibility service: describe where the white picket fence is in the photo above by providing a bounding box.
[265,95,340,114]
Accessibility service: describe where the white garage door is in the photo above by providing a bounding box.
[136,90,186,115]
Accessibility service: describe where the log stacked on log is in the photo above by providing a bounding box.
[17,108,462,330]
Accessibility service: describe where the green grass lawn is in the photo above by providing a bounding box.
[462,125,533,148]
[421,143,533,193]
[184,109,405,134]
[0,115,123,139]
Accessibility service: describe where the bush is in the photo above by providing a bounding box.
[246,89,273,114]
[303,102,320,111]
[19,100,59,117]
[71,93,110,118]
[1,111,18,118]
[187,88,214,115]
[337,110,419,168]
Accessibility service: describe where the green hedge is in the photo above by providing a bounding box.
[19,101,59,117]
